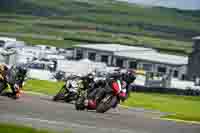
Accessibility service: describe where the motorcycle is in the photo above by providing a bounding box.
[0,80,7,95]
[74,74,103,110]
[0,64,27,99]
[95,79,121,113]
[74,76,120,113]
[95,71,136,113]
[75,87,88,110]
[53,76,83,103]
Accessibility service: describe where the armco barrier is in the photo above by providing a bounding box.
[132,85,200,96]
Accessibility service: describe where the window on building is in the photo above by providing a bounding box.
[157,66,166,74]
[101,55,109,64]
[28,63,45,70]
[0,40,5,47]
[46,46,50,50]
[116,58,124,68]
[76,49,83,60]
[88,52,96,61]
[142,63,152,71]
[181,74,186,80]
[173,70,179,78]
[129,61,137,69]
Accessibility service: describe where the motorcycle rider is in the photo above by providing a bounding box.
[0,64,8,79]
[64,75,79,102]
[13,64,27,90]
[85,72,98,99]
[0,64,9,94]
[86,69,136,110]
[6,64,27,98]
[119,69,136,101]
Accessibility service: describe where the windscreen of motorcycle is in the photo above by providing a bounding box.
[67,80,79,92]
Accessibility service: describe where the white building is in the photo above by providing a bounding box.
[16,45,60,64]
[74,44,188,79]
[0,48,17,66]
[0,37,25,48]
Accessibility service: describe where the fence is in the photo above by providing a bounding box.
[132,85,200,96]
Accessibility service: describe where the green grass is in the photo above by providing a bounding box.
[0,123,70,133]
[24,79,64,95]
[19,37,77,48]
[123,92,200,122]
[0,20,192,54]
[1,0,199,32]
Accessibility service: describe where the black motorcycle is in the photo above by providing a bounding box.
[75,76,107,111]
[53,76,82,103]
[75,73,135,113]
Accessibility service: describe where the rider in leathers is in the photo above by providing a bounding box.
[86,70,136,109]
[0,64,27,98]
[7,64,27,98]
[0,64,9,94]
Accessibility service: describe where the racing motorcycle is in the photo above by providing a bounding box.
[94,71,136,113]
[75,74,105,110]
[53,76,83,103]
[75,76,122,113]
[0,64,27,99]
[95,79,122,113]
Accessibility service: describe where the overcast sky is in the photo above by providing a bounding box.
[118,0,200,10]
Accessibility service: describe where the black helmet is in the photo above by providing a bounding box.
[126,70,136,84]
[87,72,95,82]
[16,64,27,75]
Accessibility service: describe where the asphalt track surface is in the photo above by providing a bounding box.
[0,94,200,133]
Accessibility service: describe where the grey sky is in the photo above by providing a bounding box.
[118,0,200,10]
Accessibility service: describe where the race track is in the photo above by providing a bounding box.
[0,94,200,133]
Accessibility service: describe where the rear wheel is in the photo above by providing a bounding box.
[95,88,106,105]
[96,95,117,113]
[53,85,68,101]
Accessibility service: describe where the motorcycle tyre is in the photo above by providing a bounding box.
[96,95,117,113]
[53,85,68,101]
[75,96,85,111]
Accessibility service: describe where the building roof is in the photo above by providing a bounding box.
[115,51,188,66]
[75,44,155,53]
[76,44,188,66]
[4,41,25,48]
[0,48,16,55]
[0,37,17,42]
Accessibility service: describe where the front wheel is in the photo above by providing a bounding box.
[64,92,78,103]
[75,96,85,111]
[96,95,117,113]
[53,85,68,101]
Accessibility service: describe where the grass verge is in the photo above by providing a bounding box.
[123,92,200,122]
[0,123,71,133]
[24,79,64,95]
